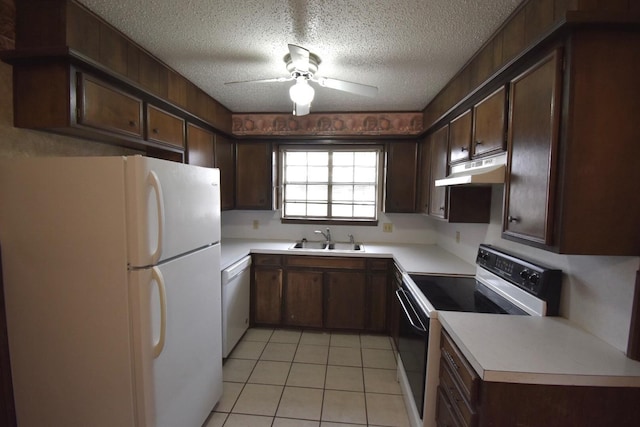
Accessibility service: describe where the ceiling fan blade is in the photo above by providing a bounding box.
[225,76,292,85]
[293,102,310,116]
[288,44,310,72]
[315,77,378,98]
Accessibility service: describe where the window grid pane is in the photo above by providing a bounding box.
[282,149,378,220]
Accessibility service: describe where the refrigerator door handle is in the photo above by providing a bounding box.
[148,170,165,265]
[151,266,167,358]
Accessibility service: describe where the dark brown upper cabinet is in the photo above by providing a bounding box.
[503,29,640,255]
[504,50,562,246]
[428,125,450,219]
[385,141,419,213]
[417,138,431,215]
[215,134,236,211]
[472,86,507,158]
[448,110,472,165]
[186,123,215,168]
[235,142,273,210]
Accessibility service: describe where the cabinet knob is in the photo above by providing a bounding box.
[460,146,467,152]
[128,120,136,127]
[439,206,445,211]
[152,128,159,134]
[475,140,483,146]
[508,215,520,223]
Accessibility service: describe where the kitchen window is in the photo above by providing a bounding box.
[280,146,382,223]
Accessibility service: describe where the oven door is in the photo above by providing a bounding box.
[396,285,430,420]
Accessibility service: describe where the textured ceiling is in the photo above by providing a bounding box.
[77,0,524,114]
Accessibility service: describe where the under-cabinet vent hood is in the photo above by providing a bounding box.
[435,152,507,186]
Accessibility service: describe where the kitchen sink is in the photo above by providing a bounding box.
[288,241,364,252]
[290,241,328,250]
[327,242,364,251]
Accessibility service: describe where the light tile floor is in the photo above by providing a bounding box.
[204,328,410,427]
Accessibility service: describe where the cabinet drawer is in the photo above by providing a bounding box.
[441,331,479,404]
[436,386,465,427]
[286,256,366,270]
[78,73,143,138]
[440,360,476,427]
[146,104,185,148]
[253,254,282,266]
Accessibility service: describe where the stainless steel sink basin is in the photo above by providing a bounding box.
[288,241,364,252]
[327,242,364,251]
[289,241,328,250]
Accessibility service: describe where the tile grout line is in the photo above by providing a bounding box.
[221,329,402,426]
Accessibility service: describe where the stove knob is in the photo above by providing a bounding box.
[519,269,531,280]
[529,273,540,284]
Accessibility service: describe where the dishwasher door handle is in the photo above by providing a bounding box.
[222,255,252,283]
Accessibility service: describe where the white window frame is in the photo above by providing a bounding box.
[279,145,383,224]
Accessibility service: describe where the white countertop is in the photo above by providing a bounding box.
[220,238,476,275]
[438,311,640,387]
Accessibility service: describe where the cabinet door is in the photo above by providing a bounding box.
[78,73,143,138]
[472,86,507,158]
[504,50,562,245]
[236,142,273,210]
[252,268,282,325]
[385,141,418,212]
[146,104,185,148]
[429,125,449,219]
[186,123,214,168]
[367,270,389,332]
[325,271,366,330]
[215,134,236,211]
[448,110,472,164]
[284,270,323,328]
[417,138,431,214]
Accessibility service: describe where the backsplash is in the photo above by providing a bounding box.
[221,209,437,245]
[435,185,640,353]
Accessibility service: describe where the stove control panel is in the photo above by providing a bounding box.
[476,244,562,314]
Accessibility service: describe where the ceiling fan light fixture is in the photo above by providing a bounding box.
[289,77,315,106]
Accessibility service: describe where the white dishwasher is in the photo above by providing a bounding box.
[221,255,251,357]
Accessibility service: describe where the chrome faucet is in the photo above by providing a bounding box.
[348,234,355,244]
[314,228,332,244]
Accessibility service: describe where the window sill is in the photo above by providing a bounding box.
[281,218,379,226]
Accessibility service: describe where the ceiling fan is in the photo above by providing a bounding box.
[224,44,378,116]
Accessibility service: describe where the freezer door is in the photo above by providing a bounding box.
[129,244,222,427]
[126,156,221,267]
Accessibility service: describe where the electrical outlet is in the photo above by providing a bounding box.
[252,220,259,230]
[383,223,393,233]
[455,231,460,243]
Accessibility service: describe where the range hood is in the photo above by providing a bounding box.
[435,152,507,186]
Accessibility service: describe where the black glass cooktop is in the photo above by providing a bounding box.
[408,274,526,315]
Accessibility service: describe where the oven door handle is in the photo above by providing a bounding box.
[395,288,428,336]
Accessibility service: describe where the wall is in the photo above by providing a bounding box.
[435,185,640,353]
[221,209,438,245]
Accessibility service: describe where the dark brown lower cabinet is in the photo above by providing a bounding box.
[325,271,366,330]
[367,259,390,332]
[251,267,282,325]
[250,254,391,332]
[437,330,640,427]
[284,270,323,328]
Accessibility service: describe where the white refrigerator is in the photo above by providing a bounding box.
[0,156,222,427]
